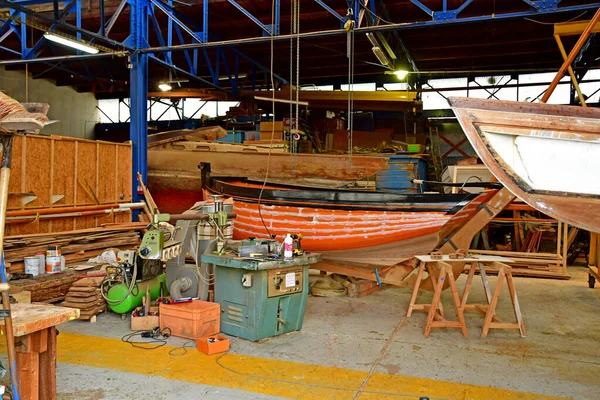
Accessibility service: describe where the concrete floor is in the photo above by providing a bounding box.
[4,264,600,399]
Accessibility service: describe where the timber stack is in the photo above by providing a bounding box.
[4,223,143,274]
[61,277,107,321]
[10,271,76,303]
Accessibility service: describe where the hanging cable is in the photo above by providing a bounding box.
[256,0,278,239]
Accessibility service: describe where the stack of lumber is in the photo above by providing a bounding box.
[4,224,143,274]
[60,277,106,321]
[10,271,76,303]
[467,250,570,280]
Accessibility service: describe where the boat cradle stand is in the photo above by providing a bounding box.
[407,255,525,337]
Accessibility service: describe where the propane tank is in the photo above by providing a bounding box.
[107,273,166,314]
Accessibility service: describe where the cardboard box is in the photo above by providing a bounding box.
[298,140,313,153]
[260,121,284,132]
[197,334,230,355]
[131,306,159,331]
[260,131,283,141]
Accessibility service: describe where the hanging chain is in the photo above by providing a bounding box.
[346,10,355,162]
[289,0,295,154]
[295,0,300,157]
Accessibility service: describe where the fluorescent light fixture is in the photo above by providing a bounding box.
[44,33,99,54]
[394,70,409,80]
[158,82,172,91]
[366,33,379,48]
[372,46,392,69]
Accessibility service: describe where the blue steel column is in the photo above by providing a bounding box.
[129,0,149,205]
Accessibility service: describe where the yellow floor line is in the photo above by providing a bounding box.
[1,332,569,400]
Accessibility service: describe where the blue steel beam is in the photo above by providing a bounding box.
[141,1,600,54]
[0,0,130,49]
[314,0,345,22]
[129,0,149,206]
[227,0,272,35]
[410,0,433,17]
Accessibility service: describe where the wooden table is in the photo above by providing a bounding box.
[406,255,522,337]
[0,303,79,400]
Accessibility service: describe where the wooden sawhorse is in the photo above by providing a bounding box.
[407,260,468,337]
[462,261,526,337]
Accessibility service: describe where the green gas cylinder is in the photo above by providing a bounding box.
[107,273,166,314]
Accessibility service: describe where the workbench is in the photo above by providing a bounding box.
[202,253,322,341]
[0,303,79,400]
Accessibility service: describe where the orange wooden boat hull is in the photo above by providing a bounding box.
[231,201,451,252]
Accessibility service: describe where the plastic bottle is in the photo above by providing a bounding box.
[284,234,293,258]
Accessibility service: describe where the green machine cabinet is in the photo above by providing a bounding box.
[201,253,322,342]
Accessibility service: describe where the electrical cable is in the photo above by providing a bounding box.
[168,340,196,356]
[358,1,394,25]
[256,0,278,240]
[524,11,587,25]
[121,327,171,350]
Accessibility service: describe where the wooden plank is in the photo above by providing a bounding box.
[25,136,52,208]
[470,249,562,259]
[0,304,79,337]
[347,279,386,298]
[39,327,57,400]
[313,262,409,287]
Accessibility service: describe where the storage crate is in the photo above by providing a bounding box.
[159,300,220,340]
[197,334,230,354]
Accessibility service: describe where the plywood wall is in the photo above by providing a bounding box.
[5,135,132,236]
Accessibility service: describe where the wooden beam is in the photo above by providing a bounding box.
[554,19,600,36]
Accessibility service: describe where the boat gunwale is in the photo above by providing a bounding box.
[448,96,600,120]
[206,177,477,214]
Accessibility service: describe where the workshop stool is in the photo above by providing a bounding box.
[461,261,526,337]
[406,260,468,337]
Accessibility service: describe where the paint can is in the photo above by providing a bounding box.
[36,252,46,275]
[24,256,40,277]
[46,244,61,258]
[46,256,62,274]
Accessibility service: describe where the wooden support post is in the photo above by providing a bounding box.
[563,221,568,273]
[542,8,600,103]
[462,262,525,337]
[408,261,468,337]
[406,261,425,317]
[554,35,587,106]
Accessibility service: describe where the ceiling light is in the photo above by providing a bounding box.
[372,47,392,69]
[158,82,172,91]
[44,33,99,54]
[393,70,409,80]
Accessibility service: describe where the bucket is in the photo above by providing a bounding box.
[46,256,62,274]
[24,256,40,277]
[46,245,61,258]
[36,252,45,275]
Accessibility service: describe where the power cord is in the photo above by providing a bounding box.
[168,340,196,356]
[121,327,172,350]
[121,327,197,356]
